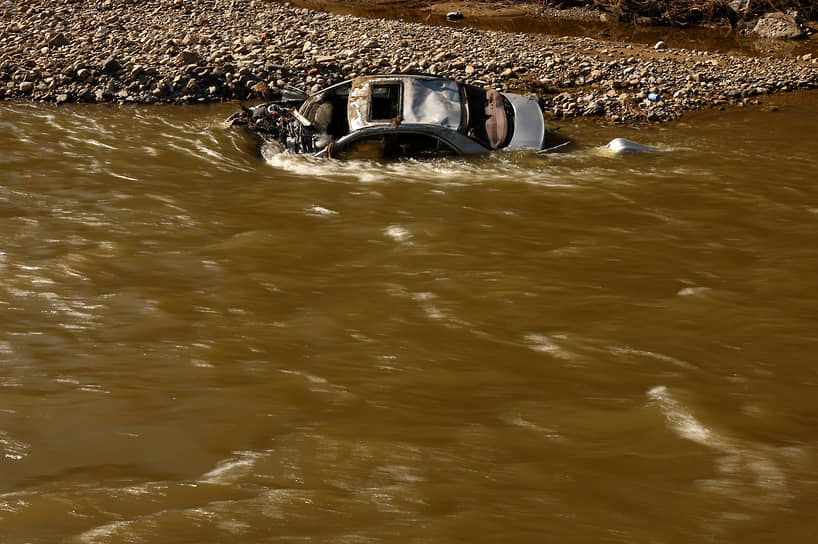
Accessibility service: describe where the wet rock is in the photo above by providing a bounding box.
[446,12,463,21]
[19,81,33,93]
[752,12,805,40]
[654,41,668,50]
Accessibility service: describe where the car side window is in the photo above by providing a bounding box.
[370,84,401,120]
[332,132,458,160]
[333,135,387,159]
[393,133,458,158]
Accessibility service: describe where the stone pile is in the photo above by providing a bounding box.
[1,0,818,123]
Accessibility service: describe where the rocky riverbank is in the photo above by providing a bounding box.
[2,0,818,123]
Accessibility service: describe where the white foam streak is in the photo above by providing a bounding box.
[199,450,266,485]
[0,430,30,461]
[74,520,133,543]
[261,148,597,188]
[647,386,793,506]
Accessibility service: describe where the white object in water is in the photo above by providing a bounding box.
[606,138,657,153]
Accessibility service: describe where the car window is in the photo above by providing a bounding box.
[332,132,459,160]
[370,84,401,120]
[303,82,352,139]
[392,133,458,158]
[334,135,387,159]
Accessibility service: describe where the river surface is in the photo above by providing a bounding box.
[2,96,818,543]
[284,0,818,59]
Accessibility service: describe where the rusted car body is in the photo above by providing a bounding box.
[228,75,546,159]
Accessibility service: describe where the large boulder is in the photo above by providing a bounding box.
[752,12,805,40]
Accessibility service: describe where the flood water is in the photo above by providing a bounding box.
[284,0,818,59]
[2,95,818,543]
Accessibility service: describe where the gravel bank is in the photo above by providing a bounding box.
[2,0,818,123]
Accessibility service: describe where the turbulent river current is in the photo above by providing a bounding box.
[2,95,818,543]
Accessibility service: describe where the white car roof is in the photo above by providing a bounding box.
[348,76,463,132]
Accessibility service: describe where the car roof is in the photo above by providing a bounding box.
[347,75,463,132]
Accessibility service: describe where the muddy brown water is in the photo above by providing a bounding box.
[283,0,818,59]
[2,94,818,542]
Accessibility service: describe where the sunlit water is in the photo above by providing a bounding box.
[2,96,818,543]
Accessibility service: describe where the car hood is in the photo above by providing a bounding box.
[501,93,545,150]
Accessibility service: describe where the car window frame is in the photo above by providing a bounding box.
[368,83,403,122]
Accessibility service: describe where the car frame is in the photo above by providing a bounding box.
[228,74,546,159]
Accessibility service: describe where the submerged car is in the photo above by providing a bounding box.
[227,74,546,159]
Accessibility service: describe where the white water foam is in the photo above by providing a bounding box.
[0,430,30,461]
[199,450,267,485]
[647,385,795,507]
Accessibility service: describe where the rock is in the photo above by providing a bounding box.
[179,50,201,65]
[729,0,751,13]
[432,51,448,62]
[48,33,70,48]
[446,12,463,21]
[102,57,123,75]
[0,0,815,123]
[56,93,70,104]
[250,80,272,99]
[654,41,668,50]
[752,12,805,40]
